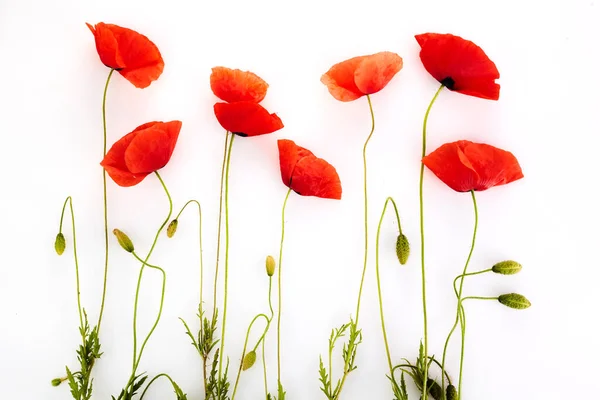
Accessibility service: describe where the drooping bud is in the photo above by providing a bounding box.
[395,234,410,265]
[446,384,457,400]
[113,229,134,253]
[167,219,178,238]
[498,293,531,310]
[265,255,276,277]
[242,350,257,370]
[51,378,62,387]
[426,378,443,400]
[492,260,522,275]
[55,233,66,256]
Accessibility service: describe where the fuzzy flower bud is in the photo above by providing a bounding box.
[167,219,178,238]
[55,233,66,256]
[427,378,443,400]
[113,229,134,253]
[446,384,457,400]
[492,260,522,275]
[51,378,62,387]
[242,350,257,370]
[498,293,531,310]
[395,234,410,265]
[265,255,276,277]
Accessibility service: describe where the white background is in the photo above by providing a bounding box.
[1,0,598,399]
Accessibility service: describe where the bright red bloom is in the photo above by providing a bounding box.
[422,140,523,192]
[321,51,403,102]
[214,102,283,137]
[210,67,268,103]
[86,22,164,89]
[415,33,500,100]
[277,139,342,199]
[101,121,182,187]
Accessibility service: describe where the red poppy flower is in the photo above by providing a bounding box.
[214,102,283,137]
[86,22,164,89]
[422,140,523,192]
[210,67,268,103]
[321,51,403,102]
[277,139,342,199]
[415,33,500,100]
[101,121,182,187]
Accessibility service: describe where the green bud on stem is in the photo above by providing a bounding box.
[113,229,134,253]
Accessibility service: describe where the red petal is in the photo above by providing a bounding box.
[354,51,403,95]
[124,121,182,173]
[100,130,149,187]
[462,142,524,190]
[210,67,268,103]
[422,141,480,192]
[321,56,366,102]
[291,156,342,199]
[214,102,283,137]
[87,22,164,88]
[415,33,500,100]
[277,139,314,186]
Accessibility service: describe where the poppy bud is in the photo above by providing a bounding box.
[266,255,276,277]
[427,378,443,400]
[396,234,410,265]
[167,219,178,238]
[492,260,522,275]
[446,384,457,400]
[51,378,62,387]
[242,350,257,371]
[113,229,134,253]
[55,233,66,256]
[498,293,531,310]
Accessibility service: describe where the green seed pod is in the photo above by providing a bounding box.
[266,255,276,277]
[113,229,134,253]
[396,234,410,265]
[55,233,66,256]
[167,219,178,238]
[427,378,443,400]
[446,384,457,400]
[492,260,522,275]
[51,378,62,387]
[242,350,257,371]
[498,293,531,310]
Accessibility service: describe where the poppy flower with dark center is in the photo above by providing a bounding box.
[278,139,342,199]
[415,33,500,100]
[321,51,403,102]
[87,22,164,89]
[422,140,523,192]
[101,121,182,187]
[210,67,283,137]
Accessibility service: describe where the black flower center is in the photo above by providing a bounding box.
[440,77,455,90]
[233,132,248,137]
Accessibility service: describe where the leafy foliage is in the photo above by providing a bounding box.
[111,373,148,400]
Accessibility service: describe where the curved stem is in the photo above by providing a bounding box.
[97,68,115,333]
[418,84,444,399]
[375,196,403,374]
[213,132,231,316]
[139,373,178,400]
[277,188,292,387]
[232,314,269,399]
[262,336,268,398]
[262,276,274,399]
[218,133,235,377]
[130,252,167,373]
[128,171,172,388]
[175,200,204,311]
[452,269,492,299]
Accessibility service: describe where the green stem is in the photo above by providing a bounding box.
[127,171,172,390]
[139,373,178,400]
[213,132,231,317]
[97,68,115,333]
[175,200,204,311]
[232,314,269,399]
[461,296,498,302]
[218,133,235,377]
[418,83,444,399]
[262,276,274,399]
[452,269,492,299]
[441,190,478,400]
[375,196,403,374]
[277,188,292,387]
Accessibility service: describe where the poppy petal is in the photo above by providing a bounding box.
[415,33,500,100]
[354,51,403,95]
[210,67,269,103]
[321,56,366,102]
[462,142,523,190]
[124,121,182,174]
[422,141,480,192]
[87,22,125,69]
[100,130,149,187]
[277,139,314,186]
[291,156,342,200]
[214,102,283,137]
